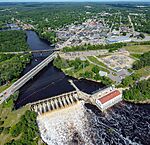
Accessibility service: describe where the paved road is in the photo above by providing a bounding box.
[0,52,56,104]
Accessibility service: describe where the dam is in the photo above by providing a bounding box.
[30,85,122,115]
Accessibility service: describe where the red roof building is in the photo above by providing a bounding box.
[96,89,122,111]
[98,90,121,104]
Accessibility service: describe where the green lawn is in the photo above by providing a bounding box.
[64,63,111,79]
[130,53,141,59]
[87,56,107,67]
[87,56,115,72]
[125,45,150,53]
[135,66,150,77]
[0,83,12,93]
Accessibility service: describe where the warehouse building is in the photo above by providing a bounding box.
[106,36,131,44]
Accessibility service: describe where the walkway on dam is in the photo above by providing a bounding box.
[0,52,57,104]
[30,91,80,115]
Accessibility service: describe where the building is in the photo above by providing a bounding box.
[96,89,122,111]
[99,70,107,77]
[106,36,131,44]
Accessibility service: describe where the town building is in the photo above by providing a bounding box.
[106,36,131,44]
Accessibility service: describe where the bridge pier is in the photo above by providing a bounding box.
[62,97,67,106]
[54,99,59,109]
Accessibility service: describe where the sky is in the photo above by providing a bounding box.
[0,0,149,2]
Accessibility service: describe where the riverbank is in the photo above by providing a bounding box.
[53,56,113,86]
[124,99,150,104]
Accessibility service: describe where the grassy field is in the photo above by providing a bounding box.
[0,83,12,93]
[136,66,150,77]
[64,63,110,78]
[87,56,107,67]
[125,45,150,53]
[0,102,29,145]
[87,56,115,72]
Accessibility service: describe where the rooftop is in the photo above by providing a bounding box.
[98,90,121,104]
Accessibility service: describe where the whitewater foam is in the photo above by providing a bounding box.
[37,101,94,145]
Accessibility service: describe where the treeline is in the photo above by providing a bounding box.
[53,55,89,71]
[5,110,39,145]
[133,51,150,70]
[79,65,113,86]
[38,31,58,44]
[123,79,150,102]
[0,54,31,85]
[0,30,29,52]
[0,54,14,63]
[63,43,126,52]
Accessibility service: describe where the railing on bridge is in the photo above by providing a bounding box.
[0,52,57,104]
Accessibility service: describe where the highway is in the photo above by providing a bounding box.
[0,52,57,104]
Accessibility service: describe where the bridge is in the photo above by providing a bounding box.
[0,52,57,104]
[0,48,61,55]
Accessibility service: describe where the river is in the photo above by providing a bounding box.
[16,30,150,145]
[15,30,104,108]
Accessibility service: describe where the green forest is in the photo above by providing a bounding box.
[133,51,150,70]
[123,79,150,102]
[0,30,31,87]
[0,54,31,86]
[5,110,40,145]
[0,30,29,52]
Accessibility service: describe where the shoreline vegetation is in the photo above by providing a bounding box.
[53,55,113,86]
[121,51,150,104]
[0,30,32,92]
[0,91,43,145]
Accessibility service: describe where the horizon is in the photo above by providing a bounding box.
[0,0,150,3]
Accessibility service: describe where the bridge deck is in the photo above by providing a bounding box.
[0,52,56,104]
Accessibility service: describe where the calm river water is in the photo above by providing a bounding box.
[15,30,150,145]
[15,31,103,108]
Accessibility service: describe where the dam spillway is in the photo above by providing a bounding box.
[30,91,80,115]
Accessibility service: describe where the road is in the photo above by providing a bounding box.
[128,15,135,36]
[0,52,56,104]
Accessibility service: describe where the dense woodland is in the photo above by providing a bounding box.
[0,30,31,86]
[0,54,31,86]
[5,110,39,145]
[0,30,29,52]
[133,51,150,70]
[123,79,150,102]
